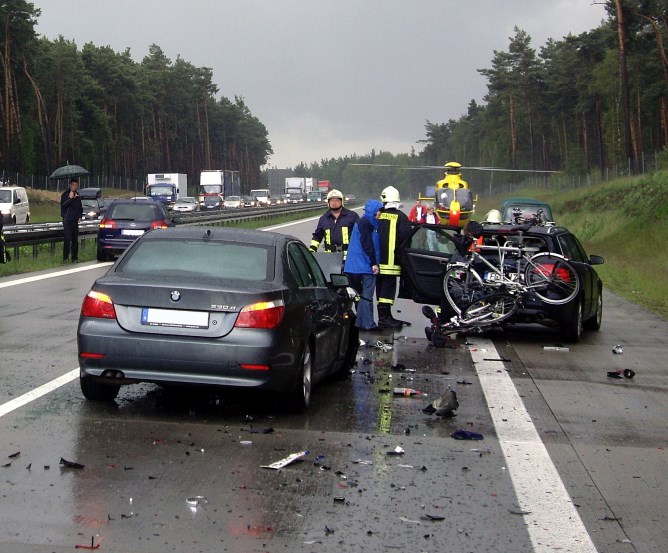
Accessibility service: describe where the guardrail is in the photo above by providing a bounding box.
[2,201,352,259]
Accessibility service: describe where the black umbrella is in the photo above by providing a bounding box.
[50,164,89,180]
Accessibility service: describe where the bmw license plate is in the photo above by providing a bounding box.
[141,308,209,329]
[121,229,144,236]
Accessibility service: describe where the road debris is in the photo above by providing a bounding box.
[543,346,569,352]
[607,369,635,379]
[423,388,458,417]
[75,536,99,550]
[451,430,484,440]
[386,446,405,456]
[60,457,85,469]
[612,345,624,354]
[261,450,308,469]
[393,387,424,397]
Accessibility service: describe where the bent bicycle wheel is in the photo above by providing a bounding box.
[460,293,519,327]
[524,253,580,305]
[443,265,486,314]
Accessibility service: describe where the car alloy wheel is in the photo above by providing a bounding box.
[583,290,603,331]
[283,342,312,412]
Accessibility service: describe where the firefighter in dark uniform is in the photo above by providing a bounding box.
[376,186,412,328]
[309,189,359,260]
[0,212,8,263]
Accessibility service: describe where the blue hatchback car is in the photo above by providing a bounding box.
[97,199,172,261]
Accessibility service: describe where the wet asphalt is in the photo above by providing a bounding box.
[0,217,666,552]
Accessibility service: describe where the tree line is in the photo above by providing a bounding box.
[296,0,668,198]
[0,1,271,188]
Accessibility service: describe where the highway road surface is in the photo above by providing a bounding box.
[0,214,665,552]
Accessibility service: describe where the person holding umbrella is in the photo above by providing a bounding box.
[60,177,83,262]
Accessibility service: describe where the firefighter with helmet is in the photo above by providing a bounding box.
[376,186,412,328]
[484,209,503,224]
[310,189,359,259]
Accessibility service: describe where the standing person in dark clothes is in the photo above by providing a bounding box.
[309,189,359,262]
[0,214,8,263]
[376,186,412,328]
[60,177,83,262]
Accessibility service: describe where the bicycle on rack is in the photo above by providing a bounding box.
[424,222,580,335]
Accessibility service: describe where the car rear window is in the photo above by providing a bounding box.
[108,203,160,220]
[117,239,271,281]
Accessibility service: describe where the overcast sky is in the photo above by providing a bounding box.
[34,1,607,169]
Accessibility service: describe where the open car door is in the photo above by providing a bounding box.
[399,224,460,304]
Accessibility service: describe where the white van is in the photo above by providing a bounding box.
[0,186,30,225]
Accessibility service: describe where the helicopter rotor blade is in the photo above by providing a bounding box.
[348,163,559,173]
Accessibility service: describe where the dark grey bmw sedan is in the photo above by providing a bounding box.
[78,226,358,411]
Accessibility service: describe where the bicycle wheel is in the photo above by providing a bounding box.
[443,265,486,314]
[460,293,519,326]
[524,253,580,305]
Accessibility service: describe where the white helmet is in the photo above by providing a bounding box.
[380,186,400,203]
[326,189,344,202]
[484,209,503,224]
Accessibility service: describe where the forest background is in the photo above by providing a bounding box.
[1,1,667,194]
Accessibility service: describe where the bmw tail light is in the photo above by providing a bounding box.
[234,300,285,329]
[99,219,116,229]
[534,263,573,283]
[150,220,169,229]
[82,290,117,319]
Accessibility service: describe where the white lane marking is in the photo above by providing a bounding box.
[0,263,112,289]
[0,369,79,418]
[263,215,321,230]
[469,337,597,552]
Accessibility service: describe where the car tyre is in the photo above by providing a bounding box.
[282,341,313,412]
[80,375,120,401]
[583,288,603,331]
[96,246,107,262]
[25,214,30,224]
[334,327,359,379]
[560,298,583,343]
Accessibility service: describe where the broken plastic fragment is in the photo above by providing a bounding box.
[612,345,624,354]
[261,450,309,469]
[386,446,405,456]
[60,457,85,469]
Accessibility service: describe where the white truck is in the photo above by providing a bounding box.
[198,170,240,205]
[284,177,308,202]
[146,173,188,210]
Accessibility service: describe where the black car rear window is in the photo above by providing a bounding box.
[118,239,271,281]
[108,203,160,220]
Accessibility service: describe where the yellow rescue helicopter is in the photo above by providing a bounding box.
[426,161,474,227]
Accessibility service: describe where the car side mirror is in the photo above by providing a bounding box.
[14,197,21,204]
[589,255,604,265]
[330,273,350,288]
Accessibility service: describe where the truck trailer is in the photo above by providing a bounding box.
[146,173,188,209]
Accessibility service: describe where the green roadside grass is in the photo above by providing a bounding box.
[476,173,668,319]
